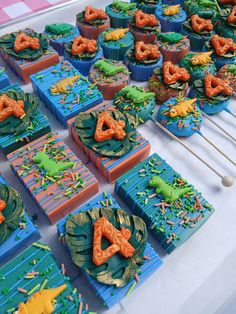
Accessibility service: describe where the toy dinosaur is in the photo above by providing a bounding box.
[163,4,180,16]
[113,0,136,12]
[84,6,107,22]
[169,98,197,118]
[71,36,97,55]
[157,32,183,44]
[204,74,233,97]
[105,28,129,41]
[227,6,236,24]
[197,0,218,9]
[191,51,212,65]
[148,176,193,203]
[14,33,40,52]
[18,284,67,314]
[33,151,75,176]
[190,15,213,33]
[94,60,126,76]
[135,41,161,61]
[135,10,158,28]
[45,23,72,35]
[50,75,80,94]
[0,94,25,122]
[227,64,236,75]
[162,61,190,85]
[0,198,6,224]
[211,34,236,56]
[122,86,155,103]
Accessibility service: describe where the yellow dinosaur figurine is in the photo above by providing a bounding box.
[169,98,197,118]
[18,284,67,314]
[50,75,80,94]
[191,51,213,66]
[105,28,129,41]
[163,4,180,16]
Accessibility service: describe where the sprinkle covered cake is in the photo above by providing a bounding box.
[0,67,11,89]
[7,132,99,224]
[218,63,236,95]
[115,153,215,253]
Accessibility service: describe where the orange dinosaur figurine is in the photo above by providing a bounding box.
[211,34,236,56]
[190,15,213,33]
[93,216,135,266]
[135,41,161,61]
[84,6,107,22]
[227,6,236,24]
[14,33,40,52]
[204,75,233,97]
[162,61,190,85]
[0,94,25,122]
[71,36,97,55]
[135,10,158,28]
[0,199,6,224]
[94,111,126,142]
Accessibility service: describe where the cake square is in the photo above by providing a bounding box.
[115,153,215,254]
[0,242,90,313]
[68,102,151,183]
[57,192,162,308]
[30,60,103,127]
[0,175,40,267]
[7,132,99,224]
[0,66,11,89]
[0,83,51,155]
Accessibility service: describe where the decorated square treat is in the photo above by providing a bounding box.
[0,242,90,313]
[30,61,103,127]
[0,67,11,89]
[115,153,215,254]
[68,102,151,183]
[105,1,137,28]
[57,192,163,308]
[0,29,59,84]
[0,175,40,267]
[0,84,51,155]
[7,132,99,224]
[156,4,187,33]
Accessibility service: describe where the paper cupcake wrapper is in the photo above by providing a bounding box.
[215,23,236,42]
[182,29,212,52]
[100,42,133,61]
[130,27,158,44]
[159,46,190,64]
[106,6,132,28]
[76,20,110,40]
[213,55,236,70]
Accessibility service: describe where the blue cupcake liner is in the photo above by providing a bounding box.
[182,29,212,51]
[213,55,236,70]
[156,8,187,33]
[63,46,103,76]
[124,55,163,81]
[105,4,134,28]
[131,0,161,13]
[215,22,236,42]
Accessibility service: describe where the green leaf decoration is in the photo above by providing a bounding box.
[66,207,147,287]
[64,41,99,60]
[0,29,49,60]
[0,183,25,244]
[74,110,137,157]
[0,89,39,134]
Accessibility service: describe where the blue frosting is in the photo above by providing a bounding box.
[156,5,187,32]
[0,67,11,90]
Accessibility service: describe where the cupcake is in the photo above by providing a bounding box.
[205,34,236,69]
[98,28,134,60]
[162,0,185,4]
[148,61,190,103]
[44,23,79,55]
[218,64,236,94]
[179,51,217,83]
[105,1,137,28]
[184,0,220,24]
[114,86,156,123]
[215,6,236,41]
[88,59,130,99]
[124,41,163,81]
[156,4,187,33]
[64,35,103,76]
[76,6,110,40]
[156,97,203,137]
[155,32,190,63]
[129,10,161,43]
[182,15,214,51]
[190,74,233,114]
[131,0,162,14]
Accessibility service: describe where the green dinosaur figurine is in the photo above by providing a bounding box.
[122,86,155,104]
[148,176,193,203]
[157,32,183,44]
[45,23,72,35]
[33,152,75,177]
[113,0,137,12]
[227,64,236,75]
[94,60,127,76]
[197,0,218,10]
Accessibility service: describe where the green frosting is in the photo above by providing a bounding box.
[197,0,220,10]
[157,32,183,43]
[113,0,137,12]
[0,183,25,244]
[45,23,73,35]
[0,29,48,61]
[75,110,136,158]
[33,152,75,176]
[94,59,128,76]
[66,207,147,287]
[122,86,155,103]
[149,176,193,203]
[227,64,236,75]
[0,89,39,135]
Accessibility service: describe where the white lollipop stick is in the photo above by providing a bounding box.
[150,117,234,187]
[228,111,236,119]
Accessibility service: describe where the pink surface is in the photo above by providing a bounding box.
[0,0,72,25]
